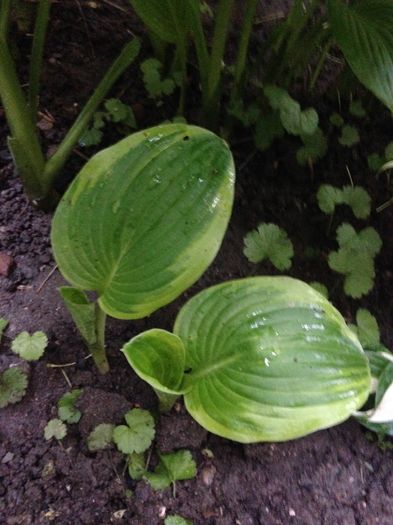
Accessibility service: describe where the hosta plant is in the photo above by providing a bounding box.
[51,123,235,373]
[122,276,372,443]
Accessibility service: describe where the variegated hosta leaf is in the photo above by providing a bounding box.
[51,124,234,319]
[123,277,371,443]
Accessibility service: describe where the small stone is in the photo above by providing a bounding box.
[1,452,14,464]
[202,465,216,486]
[0,252,13,276]
[289,508,296,517]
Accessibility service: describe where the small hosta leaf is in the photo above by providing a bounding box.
[0,368,28,408]
[11,331,47,361]
[338,125,360,147]
[113,408,155,454]
[57,388,83,424]
[87,423,114,451]
[44,418,67,440]
[243,223,293,270]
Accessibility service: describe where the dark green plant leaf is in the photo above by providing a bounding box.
[297,128,327,166]
[356,309,380,348]
[368,153,384,172]
[329,112,344,127]
[328,0,393,112]
[341,186,371,219]
[51,124,235,320]
[165,516,193,525]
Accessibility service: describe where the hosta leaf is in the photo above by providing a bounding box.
[328,0,393,112]
[59,288,96,346]
[51,124,234,320]
[129,0,189,44]
[124,277,370,443]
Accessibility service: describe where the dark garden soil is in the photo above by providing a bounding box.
[1,2,393,525]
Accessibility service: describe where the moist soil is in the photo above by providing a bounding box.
[1,2,393,525]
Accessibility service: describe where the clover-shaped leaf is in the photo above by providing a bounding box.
[113,408,155,454]
[11,331,48,361]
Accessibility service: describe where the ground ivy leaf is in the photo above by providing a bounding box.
[58,388,84,424]
[44,418,67,440]
[299,108,319,135]
[243,223,293,270]
[113,408,155,454]
[338,125,360,147]
[11,331,48,361]
[341,185,371,219]
[385,142,393,161]
[104,98,129,122]
[87,423,114,451]
[128,452,146,480]
[309,281,329,298]
[356,308,380,348]
[297,128,327,165]
[328,223,381,298]
[0,368,28,408]
[0,318,8,343]
[317,184,343,214]
[329,112,344,127]
[165,516,193,525]
[145,450,197,490]
[79,127,103,147]
[349,99,366,118]
[368,153,384,172]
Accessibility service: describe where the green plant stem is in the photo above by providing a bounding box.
[91,304,109,374]
[309,39,331,91]
[0,39,46,199]
[231,0,258,102]
[187,0,209,100]
[43,38,140,190]
[28,0,51,118]
[154,389,179,412]
[0,0,11,39]
[204,0,234,127]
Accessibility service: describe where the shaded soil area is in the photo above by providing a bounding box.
[1,2,393,525]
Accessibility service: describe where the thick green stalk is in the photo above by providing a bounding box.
[28,0,51,118]
[0,39,46,199]
[231,0,258,102]
[204,0,234,127]
[43,38,141,189]
[186,0,209,100]
[90,304,109,374]
[0,0,11,39]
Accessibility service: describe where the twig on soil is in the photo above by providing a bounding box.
[47,354,93,368]
[36,264,58,294]
[376,196,393,213]
[60,368,73,388]
[346,165,354,187]
[102,0,128,13]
